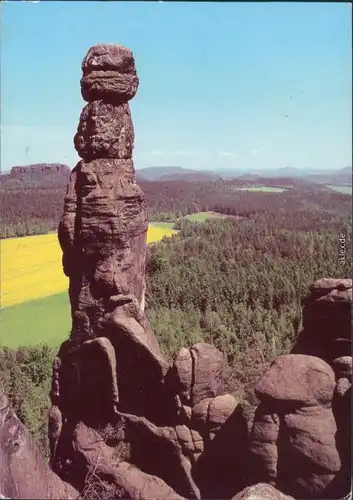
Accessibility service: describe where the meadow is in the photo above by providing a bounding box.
[0,223,177,307]
[184,211,227,222]
[0,292,70,348]
[0,222,178,348]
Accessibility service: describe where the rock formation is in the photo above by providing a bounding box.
[291,278,352,364]
[231,483,294,500]
[0,388,78,500]
[249,278,352,499]
[42,45,351,500]
[249,354,341,498]
[48,44,249,500]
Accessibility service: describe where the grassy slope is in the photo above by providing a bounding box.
[149,222,176,230]
[1,214,243,347]
[184,211,224,222]
[0,292,70,348]
[0,223,178,348]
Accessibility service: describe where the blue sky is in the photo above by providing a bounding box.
[1,1,351,172]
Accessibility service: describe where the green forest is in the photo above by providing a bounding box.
[0,175,352,455]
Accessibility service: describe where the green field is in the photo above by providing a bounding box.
[327,185,352,194]
[1,223,178,348]
[0,292,70,348]
[2,214,246,348]
[236,186,287,193]
[184,211,226,222]
[149,221,176,229]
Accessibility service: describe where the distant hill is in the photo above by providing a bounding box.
[237,166,351,185]
[0,163,71,188]
[257,167,304,178]
[135,166,220,182]
[135,165,351,186]
[2,163,350,190]
[304,166,352,186]
[235,173,262,181]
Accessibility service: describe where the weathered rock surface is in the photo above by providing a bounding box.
[60,419,188,500]
[194,395,250,499]
[0,389,78,500]
[292,278,352,364]
[250,354,342,499]
[74,101,134,160]
[287,279,352,498]
[172,343,225,406]
[43,42,351,500]
[231,483,294,500]
[255,354,336,406]
[333,356,352,381]
[50,44,219,500]
[331,357,352,499]
[81,44,139,103]
[58,158,148,322]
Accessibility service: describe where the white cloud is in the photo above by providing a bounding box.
[218,151,239,157]
[250,149,260,156]
[173,150,203,157]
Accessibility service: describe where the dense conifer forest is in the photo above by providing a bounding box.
[0,174,351,454]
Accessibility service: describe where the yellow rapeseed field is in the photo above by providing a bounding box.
[0,225,176,309]
[146,225,177,244]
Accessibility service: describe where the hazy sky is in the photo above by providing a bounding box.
[1,1,352,172]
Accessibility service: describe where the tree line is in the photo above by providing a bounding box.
[0,175,351,455]
[1,175,351,238]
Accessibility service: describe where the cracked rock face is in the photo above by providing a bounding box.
[0,389,78,500]
[231,483,295,500]
[172,343,225,407]
[81,44,139,103]
[249,354,344,499]
[292,278,352,364]
[74,102,134,160]
[58,52,148,340]
[49,44,203,500]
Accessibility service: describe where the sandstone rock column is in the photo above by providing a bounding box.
[48,45,182,499]
[58,44,149,343]
[291,278,352,364]
[249,354,342,499]
[0,389,78,499]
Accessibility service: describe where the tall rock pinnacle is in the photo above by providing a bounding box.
[46,44,351,500]
[59,44,148,343]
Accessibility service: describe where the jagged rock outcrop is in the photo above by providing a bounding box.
[0,389,78,499]
[249,354,341,499]
[49,44,249,500]
[290,278,352,498]
[80,44,139,103]
[171,343,225,406]
[231,483,294,500]
[43,43,351,500]
[292,278,352,364]
[331,356,352,498]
